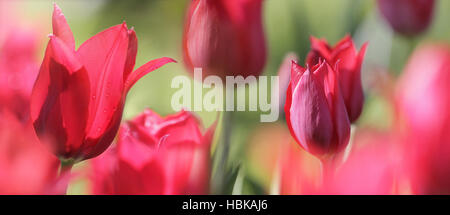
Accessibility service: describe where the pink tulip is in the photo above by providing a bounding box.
[396,44,450,194]
[0,111,62,194]
[90,109,215,195]
[285,60,351,159]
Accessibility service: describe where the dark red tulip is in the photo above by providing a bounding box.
[396,44,450,194]
[30,4,175,161]
[377,0,435,36]
[90,109,215,195]
[306,36,367,123]
[285,60,351,159]
[182,0,266,80]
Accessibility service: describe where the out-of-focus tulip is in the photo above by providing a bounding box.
[377,0,435,36]
[306,36,367,123]
[182,0,266,80]
[0,111,62,194]
[321,130,400,195]
[285,61,350,159]
[396,44,450,194]
[30,4,175,162]
[0,29,39,122]
[90,109,215,195]
[278,129,400,195]
[280,141,321,195]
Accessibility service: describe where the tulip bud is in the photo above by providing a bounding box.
[285,60,351,159]
[182,0,266,80]
[30,4,175,161]
[306,36,367,123]
[90,109,215,195]
[377,0,435,36]
[396,44,450,194]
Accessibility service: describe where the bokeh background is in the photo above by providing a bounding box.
[1,0,450,194]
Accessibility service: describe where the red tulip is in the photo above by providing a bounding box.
[377,0,435,36]
[30,4,175,161]
[182,0,266,80]
[396,44,450,194]
[90,109,215,195]
[306,36,367,123]
[285,60,350,159]
[0,110,62,194]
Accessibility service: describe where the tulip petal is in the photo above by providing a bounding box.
[327,64,351,151]
[290,69,334,155]
[124,28,137,81]
[124,57,176,93]
[52,4,75,50]
[116,123,156,170]
[31,37,90,158]
[77,23,129,139]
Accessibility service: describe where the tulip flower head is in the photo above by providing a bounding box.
[90,109,215,195]
[285,60,351,160]
[30,4,175,162]
[182,0,266,80]
[306,36,367,123]
[377,0,435,36]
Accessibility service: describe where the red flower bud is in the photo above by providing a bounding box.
[306,36,367,123]
[30,4,175,161]
[377,0,435,36]
[182,0,266,80]
[90,109,215,195]
[285,60,351,159]
[396,44,450,194]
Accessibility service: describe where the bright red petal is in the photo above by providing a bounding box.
[52,4,75,50]
[124,57,176,92]
[76,23,129,139]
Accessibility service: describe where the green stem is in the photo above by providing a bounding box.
[212,109,234,194]
[59,159,74,195]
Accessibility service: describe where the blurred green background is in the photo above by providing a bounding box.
[8,0,450,194]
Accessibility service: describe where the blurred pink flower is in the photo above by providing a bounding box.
[0,28,40,122]
[90,109,215,195]
[396,43,450,194]
[279,129,400,195]
[0,111,62,194]
[321,130,400,195]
